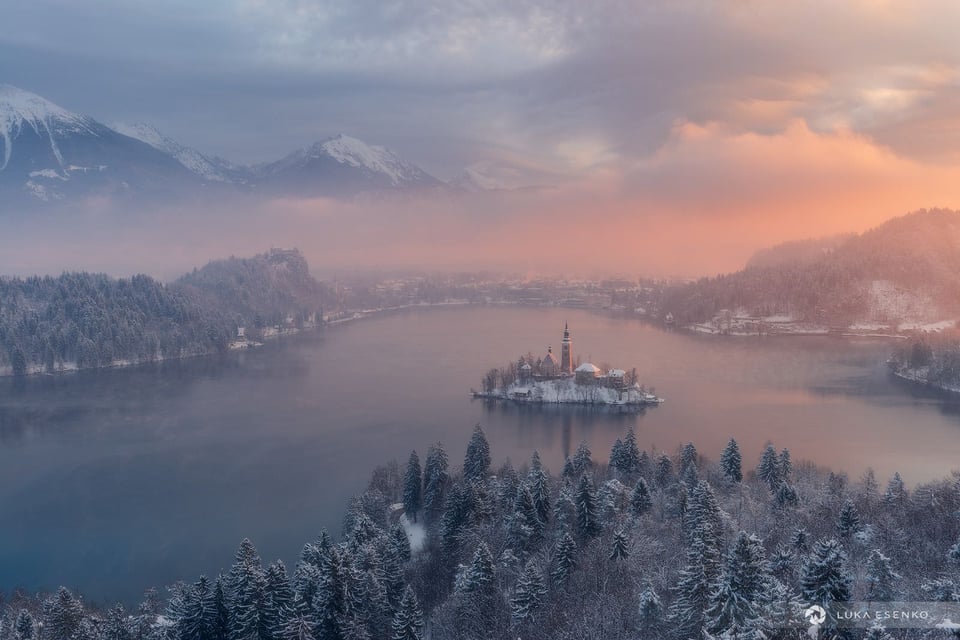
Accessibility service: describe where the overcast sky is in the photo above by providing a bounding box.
[2,1,960,276]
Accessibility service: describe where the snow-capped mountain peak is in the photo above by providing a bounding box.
[0,84,98,171]
[111,122,232,183]
[309,134,431,186]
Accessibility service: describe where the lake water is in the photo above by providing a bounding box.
[2,306,959,604]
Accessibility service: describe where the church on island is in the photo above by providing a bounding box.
[475,323,663,407]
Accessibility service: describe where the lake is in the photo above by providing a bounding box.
[2,305,959,604]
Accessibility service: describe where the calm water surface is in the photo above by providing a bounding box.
[1,306,959,603]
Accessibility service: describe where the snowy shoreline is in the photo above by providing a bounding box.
[472,377,664,408]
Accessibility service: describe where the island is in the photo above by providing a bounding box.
[472,323,663,407]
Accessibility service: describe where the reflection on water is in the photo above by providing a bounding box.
[0,306,959,603]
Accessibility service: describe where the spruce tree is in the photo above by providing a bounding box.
[463,425,491,482]
[865,550,900,602]
[101,605,131,640]
[778,448,792,480]
[636,586,663,637]
[679,442,698,473]
[510,560,548,625]
[791,528,809,552]
[13,611,34,640]
[630,477,653,516]
[526,451,551,523]
[575,474,602,538]
[462,543,495,594]
[669,534,715,640]
[757,444,780,488]
[389,587,423,640]
[836,499,863,538]
[42,587,84,640]
[609,438,626,473]
[421,443,449,522]
[227,540,267,640]
[264,563,293,640]
[214,575,231,640]
[720,438,742,483]
[389,523,411,562]
[571,442,593,474]
[181,576,218,640]
[313,546,356,640]
[706,532,770,638]
[509,485,544,554]
[610,530,630,561]
[622,428,641,474]
[882,472,906,508]
[403,451,422,522]
[801,538,853,607]
[654,455,673,487]
[551,532,577,585]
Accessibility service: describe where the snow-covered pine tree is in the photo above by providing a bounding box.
[462,543,495,594]
[791,528,809,552]
[630,477,653,516]
[720,438,742,483]
[264,563,294,640]
[756,444,780,489]
[313,546,357,640]
[669,534,717,640]
[225,539,271,640]
[42,587,85,640]
[622,428,641,475]
[686,480,724,550]
[509,485,544,555]
[403,451,422,522]
[882,472,907,508]
[510,560,547,625]
[778,448,792,480]
[421,443,449,522]
[101,605,131,640]
[865,549,900,602]
[214,575,230,640]
[636,585,663,638]
[654,455,673,487]
[280,609,316,640]
[389,523,411,562]
[526,451,551,523]
[836,499,863,538]
[681,460,699,488]
[180,575,218,640]
[610,530,629,561]
[679,442,698,473]
[390,587,423,640]
[463,425,491,482]
[551,532,577,585]
[13,611,34,640]
[575,474,602,538]
[571,442,593,474]
[552,483,576,528]
[705,532,770,639]
[800,538,853,607]
[775,482,799,508]
[637,450,652,479]
[609,438,626,473]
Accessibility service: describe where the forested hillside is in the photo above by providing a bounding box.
[4,427,959,639]
[661,209,960,326]
[0,249,329,376]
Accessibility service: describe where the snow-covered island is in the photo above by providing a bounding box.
[472,323,663,408]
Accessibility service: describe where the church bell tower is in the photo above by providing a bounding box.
[561,322,573,374]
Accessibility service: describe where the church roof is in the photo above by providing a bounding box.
[543,351,560,365]
[576,362,601,374]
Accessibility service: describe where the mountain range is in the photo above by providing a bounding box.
[0,84,480,209]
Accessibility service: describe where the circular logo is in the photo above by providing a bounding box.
[804,605,827,625]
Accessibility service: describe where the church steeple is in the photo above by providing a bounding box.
[560,322,573,374]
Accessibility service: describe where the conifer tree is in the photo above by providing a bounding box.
[102,605,131,640]
[679,442,698,473]
[571,442,593,474]
[637,450,652,479]
[610,530,629,561]
[42,587,84,640]
[227,540,267,640]
[757,444,780,489]
[778,448,792,480]
[865,550,900,602]
[706,532,770,638]
[654,455,673,487]
[551,532,577,585]
[510,561,547,625]
[775,482,799,508]
[313,546,356,640]
[636,586,663,638]
[403,451,422,522]
[421,443,449,522]
[509,485,544,554]
[389,587,423,640]
[882,472,906,508]
[214,575,231,640]
[630,477,653,516]
[526,451,551,523]
[264,563,293,640]
[13,612,34,640]
[609,438,626,473]
[791,528,809,552]
[463,425,491,482]
[622,428,641,474]
[389,523,411,562]
[720,438,742,483]
[462,543,495,594]
[669,534,716,640]
[836,499,863,538]
[575,474,602,538]
[181,576,218,640]
[801,538,853,607]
